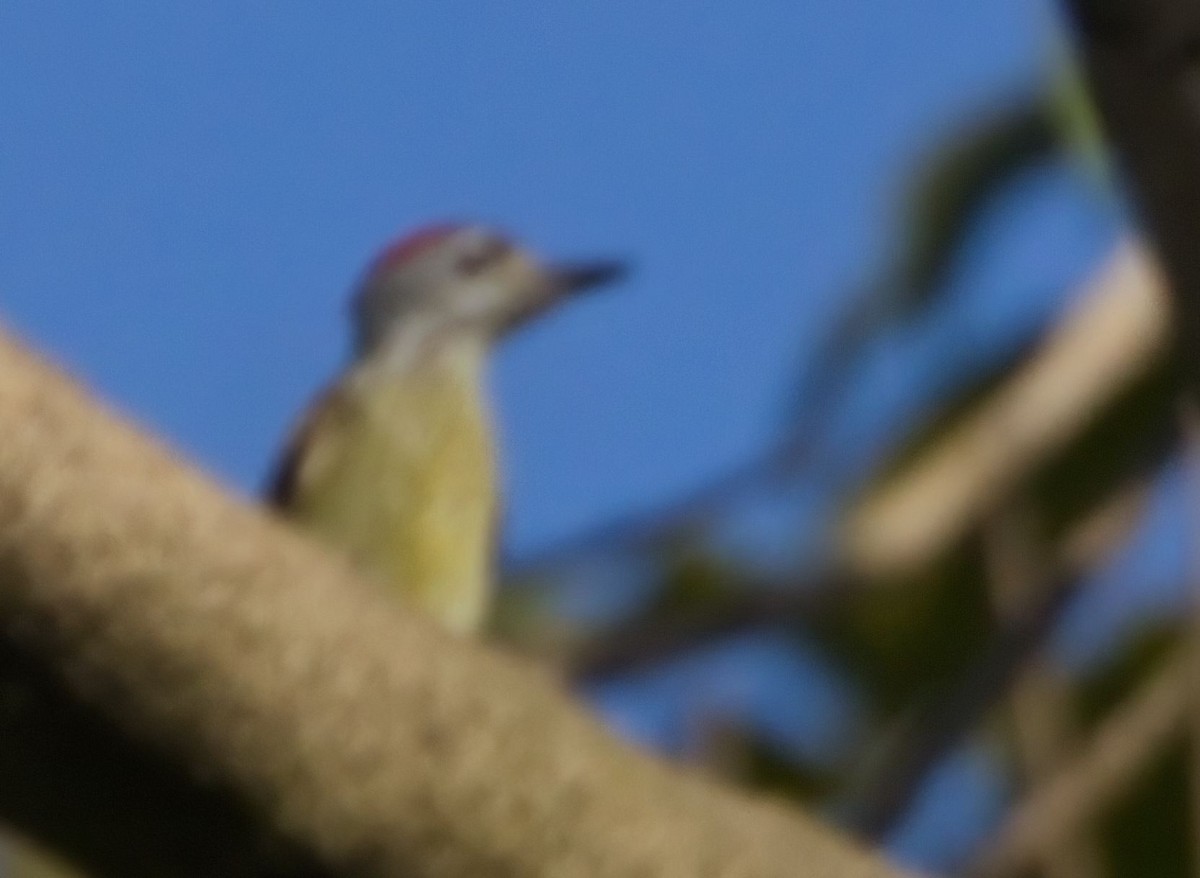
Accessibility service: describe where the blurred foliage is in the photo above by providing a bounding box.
[890,100,1059,306]
[854,327,1049,496]
[809,541,994,711]
[1079,628,1190,878]
[1102,741,1190,878]
[733,735,842,804]
[1029,355,1178,541]
[1074,626,1178,731]
[650,544,746,615]
[1047,42,1111,187]
[789,96,1058,433]
[490,67,1186,878]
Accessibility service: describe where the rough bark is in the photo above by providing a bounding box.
[0,327,913,877]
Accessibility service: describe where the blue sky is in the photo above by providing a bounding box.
[2,4,1140,872]
[1,3,1060,554]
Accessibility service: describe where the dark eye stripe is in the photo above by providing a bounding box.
[457,240,510,276]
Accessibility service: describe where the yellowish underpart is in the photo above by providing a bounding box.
[286,344,496,635]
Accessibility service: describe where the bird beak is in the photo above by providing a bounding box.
[508,259,627,329]
[545,260,628,297]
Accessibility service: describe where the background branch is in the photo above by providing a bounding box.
[844,241,1167,579]
[966,644,1190,878]
[842,481,1148,839]
[982,507,1103,878]
[1060,0,1200,396]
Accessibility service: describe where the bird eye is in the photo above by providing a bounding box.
[456,240,508,276]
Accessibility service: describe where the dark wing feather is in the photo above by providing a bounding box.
[264,384,347,508]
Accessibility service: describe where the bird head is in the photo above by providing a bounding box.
[352,224,625,356]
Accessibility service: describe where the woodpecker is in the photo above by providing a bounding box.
[267,224,624,635]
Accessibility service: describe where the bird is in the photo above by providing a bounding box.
[266,224,624,635]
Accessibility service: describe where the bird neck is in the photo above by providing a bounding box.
[356,316,490,381]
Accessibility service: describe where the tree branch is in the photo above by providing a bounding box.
[981,508,1104,878]
[844,240,1168,579]
[966,644,1189,877]
[1060,0,1200,397]
[0,327,913,877]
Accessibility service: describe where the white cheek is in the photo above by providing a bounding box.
[456,282,509,322]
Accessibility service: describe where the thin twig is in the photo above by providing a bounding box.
[966,644,1190,878]
[983,506,1104,878]
[1177,398,1200,878]
[567,569,856,683]
[844,482,1150,839]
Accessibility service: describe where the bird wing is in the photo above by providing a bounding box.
[263,366,497,635]
[263,383,352,508]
